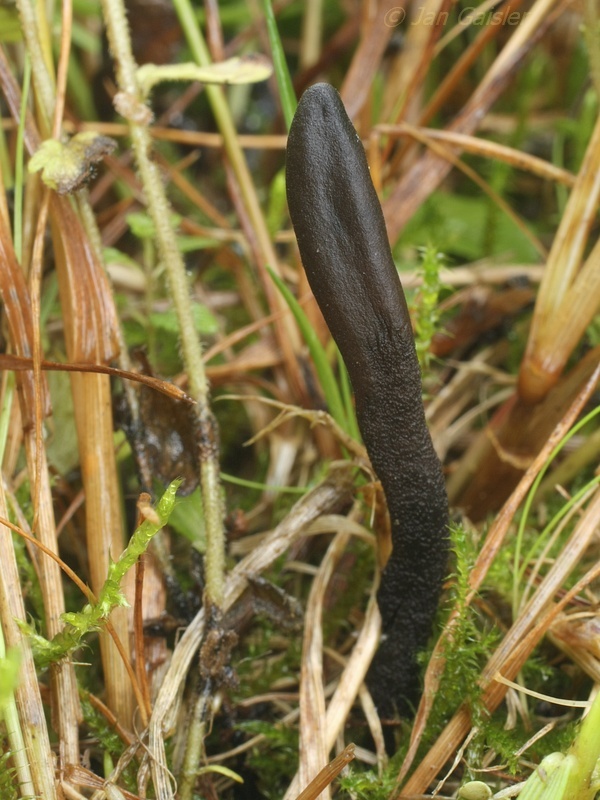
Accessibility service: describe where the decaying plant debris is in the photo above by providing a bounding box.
[0,2,599,800]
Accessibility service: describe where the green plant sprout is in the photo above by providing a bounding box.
[413,244,446,371]
[19,480,181,667]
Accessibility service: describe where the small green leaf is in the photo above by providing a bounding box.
[127,211,182,240]
[149,304,218,337]
[136,55,272,98]
[177,235,220,253]
[168,487,206,552]
[196,764,244,783]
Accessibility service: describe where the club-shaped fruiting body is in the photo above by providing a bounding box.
[286,83,449,715]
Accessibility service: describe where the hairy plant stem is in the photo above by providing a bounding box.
[95,37,227,764]
[99,0,225,608]
[178,690,210,800]
[162,6,291,787]
[98,2,227,790]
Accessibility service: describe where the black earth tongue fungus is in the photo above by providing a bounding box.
[286,82,449,717]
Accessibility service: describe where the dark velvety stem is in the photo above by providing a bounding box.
[286,83,449,715]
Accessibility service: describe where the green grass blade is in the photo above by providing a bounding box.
[512,402,600,618]
[337,350,360,442]
[261,0,296,130]
[268,267,349,432]
[221,472,308,495]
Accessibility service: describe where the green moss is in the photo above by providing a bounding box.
[337,764,398,800]
[423,524,499,747]
[234,621,302,700]
[234,721,298,800]
[0,749,18,800]
[79,693,139,793]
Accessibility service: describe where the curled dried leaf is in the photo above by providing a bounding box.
[29,132,117,194]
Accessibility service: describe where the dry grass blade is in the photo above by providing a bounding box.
[0,483,57,800]
[339,0,399,117]
[0,353,194,403]
[63,764,142,800]
[0,107,80,763]
[382,0,567,240]
[50,196,119,362]
[294,530,351,800]
[418,0,526,126]
[0,210,48,422]
[491,674,591,708]
[293,743,356,800]
[324,586,381,754]
[520,112,600,403]
[376,124,576,188]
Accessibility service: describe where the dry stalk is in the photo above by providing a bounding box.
[295,527,353,800]
[0,98,81,761]
[421,0,526,126]
[49,189,132,723]
[379,0,450,124]
[294,744,356,800]
[339,0,405,118]
[0,481,57,799]
[284,510,382,799]
[310,590,386,769]
[7,0,136,729]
